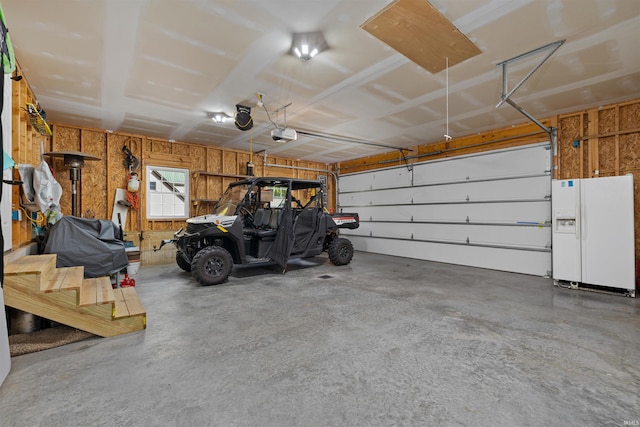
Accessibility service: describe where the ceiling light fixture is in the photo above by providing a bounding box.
[290,31,328,61]
[208,112,231,123]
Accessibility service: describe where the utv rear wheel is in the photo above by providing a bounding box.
[191,246,233,285]
[328,237,354,266]
[176,252,192,272]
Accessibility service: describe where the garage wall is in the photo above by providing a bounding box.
[339,143,552,276]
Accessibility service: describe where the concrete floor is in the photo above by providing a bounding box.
[1,251,639,426]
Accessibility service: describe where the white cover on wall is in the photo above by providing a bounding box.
[2,75,12,251]
[1,75,12,386]
[339,143,552,276]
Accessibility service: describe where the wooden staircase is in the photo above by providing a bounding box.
[3,254,146,337]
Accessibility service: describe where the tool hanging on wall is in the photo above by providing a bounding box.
[23,102,52,136]
[126,172,140,210]
[120,143,141,209]
[122,144,140,172]
[120,142,144,243]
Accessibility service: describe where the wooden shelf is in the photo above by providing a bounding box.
[191,198,218,204]
[192,171,250,179]
[191,199,218,215]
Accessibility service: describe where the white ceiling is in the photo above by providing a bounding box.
[3,0,640,164]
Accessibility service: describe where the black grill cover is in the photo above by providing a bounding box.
[43,216,128,278]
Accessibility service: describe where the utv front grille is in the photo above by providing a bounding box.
[186,223,210,234]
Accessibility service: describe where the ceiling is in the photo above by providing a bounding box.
[3,0,640,164]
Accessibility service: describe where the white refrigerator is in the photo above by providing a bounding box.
[552,175,636,296]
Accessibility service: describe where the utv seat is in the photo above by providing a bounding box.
[245,208,278,238]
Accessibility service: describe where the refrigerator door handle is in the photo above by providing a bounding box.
[576,193,582,241]
[581,200,586,240]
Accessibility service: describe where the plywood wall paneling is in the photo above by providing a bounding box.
[582,140,589,179]
[79,130,107,219]
[208,148,222,171]
[140,230,178,265]
[597,137,616,177]
[620,133,640,171]
[620,102,640,131]
[220,177,236,193]
[238,152,249,175]
[149,221,175,231]
[52,126,80,151]
[107,133,133,226]
[557,114,581,179]
[557,112,588,179]
[150,139,172,154]
[50,125,81,216]
[222,151,237,175]
[172,142,190,157]
[191,146,206,171]
[191,146,207,201]
[143,152,191,169]
[598,108,616,135]
[211,176,224,201]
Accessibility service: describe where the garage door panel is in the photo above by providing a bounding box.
[339,167,412,192]
[342,176,549,206]
[339,143,551,276]
[412,145,551,185]
[345,222,550,248]
[347,236,550,276]
[353,202,550,224]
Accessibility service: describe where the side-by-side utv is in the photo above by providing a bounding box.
[156,177,359,285]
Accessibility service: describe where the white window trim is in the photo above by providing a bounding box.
[145,165,190,220]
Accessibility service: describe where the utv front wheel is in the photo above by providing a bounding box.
[176,252,192,272]
[328,237,354,266]
[191,246,233,285]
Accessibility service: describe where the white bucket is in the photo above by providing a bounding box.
[127,261,141,275]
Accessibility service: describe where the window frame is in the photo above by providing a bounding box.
[145,165,190,220]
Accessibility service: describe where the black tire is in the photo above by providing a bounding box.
[328,237,354,266]
[191,246,233,286]
[175,251,191,272]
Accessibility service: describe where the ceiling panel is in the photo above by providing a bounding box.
[2,0,639,163]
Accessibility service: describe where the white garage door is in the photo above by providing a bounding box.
[338,143,552,276]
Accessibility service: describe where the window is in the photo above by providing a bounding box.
[269,185,288,208]
[146,166,189,219]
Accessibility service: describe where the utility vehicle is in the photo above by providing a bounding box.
[156,177,359,285]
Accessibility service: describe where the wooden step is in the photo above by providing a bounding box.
[79,277,115,307]
[41,266,84,293]
[4,282,146,337]
[4,253,146,338]
[78,277,115,325]
[113,287,146,320]
[4,254,58,289]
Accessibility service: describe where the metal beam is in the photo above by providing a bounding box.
[495,40,565,143]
